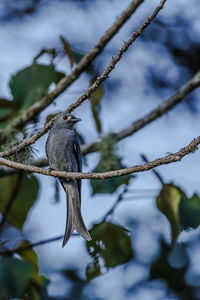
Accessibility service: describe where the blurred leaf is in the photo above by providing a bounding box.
[62,268,84,284]
[9,63,65,110]
[60,36,74,68]
[86,221,133,280]
[71,48,86,64]
[150,241,195,299]
[156,184,184,245]
[179,193,200,230]
[91,136,133,194]
[0,174,39,229]
[86,261,101,281]
[0,98,13,108]
[0,99,13,128]
[90,77,104,133]
[0,257,33,298]
[17,241,50,298]
[46,113,58,123]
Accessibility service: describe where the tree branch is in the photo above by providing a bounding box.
[0,136,199,179]
[82,71,200,154]
[1,69,199,174]
[0,0,167,156]
[0,233,79,256]
[0,0,144,144]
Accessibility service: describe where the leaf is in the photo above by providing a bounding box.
[90,136,133,194]
[0,257,33,298]
[150,242,189,293]
[46,113,58,123]
[86,221,133,280]
[156,184,184,245]
[179,193,200,230]
[9,63,65,110]
[0,98,13,108]
[0,174,39,229]
[90,77,104,133]
[0,99,13,128]
[71,48,86,64]
[17,241,50,297]
[86,261,101,281]
[60,36,74,68]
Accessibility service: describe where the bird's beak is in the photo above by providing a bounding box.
[71,117,81,123]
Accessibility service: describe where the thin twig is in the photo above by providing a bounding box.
[0,233,79,256]
[0,0,166,156]
[0,0,144,144]
[141,153,165,184]
[102,186,129,221]
[0,136,199,179]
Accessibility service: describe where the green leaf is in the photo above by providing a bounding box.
[156,184,184,245]
[86,261,101,281]
[0,98,13,108]
[0,174,39,229]
[90,136,133,194]
[86,221,133,280]
[0,257,33,298]
[9,63,65,110]
[71,48,86,64]
[17,241,50,297]
[150,242,189,293]
[90,77,104,133]
[46,113,58,123]
[0,98,13,128]
[60,36,74,68]
[179,193,200,230]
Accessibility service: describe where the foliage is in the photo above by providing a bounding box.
[86,221,133,281]
[91,136,133,194]
[157,184,200,245]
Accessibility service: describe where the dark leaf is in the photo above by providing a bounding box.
[179,193,200,230]
[9,63,65,110]
[0,174,39,229]
[150,241,195,299]
[86,261,101,281]
[0,98,13,108]
[86,221,133,280]
[71,48,86,64]
[60,36,74,68]
[90,77,104,133]
[90,136,133,194]
[17,241,50,297]
[0,257,33,298]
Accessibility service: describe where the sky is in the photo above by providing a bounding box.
[0,0,200,299]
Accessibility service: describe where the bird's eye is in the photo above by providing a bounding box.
[63,116,68,120]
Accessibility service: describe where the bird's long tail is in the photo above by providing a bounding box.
[62,182,91,247]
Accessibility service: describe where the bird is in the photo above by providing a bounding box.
[45,112,92,247]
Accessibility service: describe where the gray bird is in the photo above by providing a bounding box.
[45,112,92,247]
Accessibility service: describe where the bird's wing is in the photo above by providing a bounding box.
[73,134,82,203]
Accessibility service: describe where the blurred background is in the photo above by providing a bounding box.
[1,0,200,299]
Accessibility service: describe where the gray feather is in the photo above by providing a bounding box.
[45,113,91,247]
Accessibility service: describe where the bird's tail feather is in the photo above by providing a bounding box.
[62,183,91,247]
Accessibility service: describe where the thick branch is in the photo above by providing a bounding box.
[0,0,166,157]
[0,0,144,144]
[0,136,199,179]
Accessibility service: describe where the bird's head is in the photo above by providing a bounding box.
[52,112,81,130]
